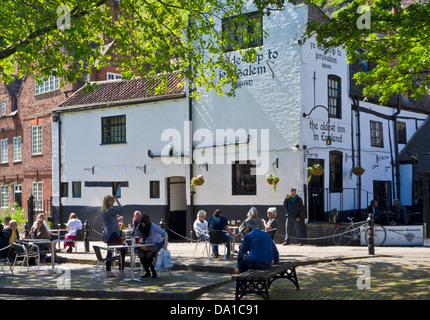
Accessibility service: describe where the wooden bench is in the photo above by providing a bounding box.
[232,262,300,300]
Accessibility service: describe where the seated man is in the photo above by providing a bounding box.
[0,223,10,259]
[193,210,209,241]
[236,218,279,273]
[3,220,20,249]
[389,199,408,225]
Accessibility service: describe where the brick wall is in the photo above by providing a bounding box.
[0,65,128,222]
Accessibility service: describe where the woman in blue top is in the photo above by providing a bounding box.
[135,214,168,278]
[101,195,126,278]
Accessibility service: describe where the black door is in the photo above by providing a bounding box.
[308,159,325,221]
[167,177,187,242]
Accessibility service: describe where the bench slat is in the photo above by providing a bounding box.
[232,262,296,280]
[233,262,300,300]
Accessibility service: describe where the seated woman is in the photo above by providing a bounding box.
[134,214,168,278]
[33,219,51,262]
[64,213,83,253]
[238,207,265,240]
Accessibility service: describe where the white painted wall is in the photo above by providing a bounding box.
[53,98,189,208]
[51,1,428,220]
[192,3,308,205]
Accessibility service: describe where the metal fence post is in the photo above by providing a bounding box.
[367,213,375,255]
[28,194,35,227]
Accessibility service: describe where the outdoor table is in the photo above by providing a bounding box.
[20,239,69,272]
[107,243,154,282]
[50,229,68,248]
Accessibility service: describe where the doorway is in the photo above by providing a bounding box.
[373,181,392,210]
[308,159,325,221]
[166,177,187,241]
[14,184,22,208]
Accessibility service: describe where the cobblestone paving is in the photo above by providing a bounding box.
[199,255,430,300]
[2,243,430,301]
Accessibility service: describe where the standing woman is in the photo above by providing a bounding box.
[135,214,168,278]
[101,195,126,278]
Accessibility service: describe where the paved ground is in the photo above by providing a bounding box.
[2,240,430,302]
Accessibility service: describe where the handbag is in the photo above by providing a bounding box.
[154,248,173,271]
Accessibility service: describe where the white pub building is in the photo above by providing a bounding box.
[51,1,429,244]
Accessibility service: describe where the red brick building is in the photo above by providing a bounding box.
[0,65,121,221]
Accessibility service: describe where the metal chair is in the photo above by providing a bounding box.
[267,228,277,240]
[192,230,208,257]
[92,245,122,280]
[73,229,86,253]
[12,242,40,272]
[0,245,13,275]
[208,230,230,260]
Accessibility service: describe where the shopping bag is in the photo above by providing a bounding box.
[154,248,173,271]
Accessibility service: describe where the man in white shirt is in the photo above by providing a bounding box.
[193,210,209,241]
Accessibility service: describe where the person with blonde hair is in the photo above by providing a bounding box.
[101,195,126,278]
[63,212,82,253]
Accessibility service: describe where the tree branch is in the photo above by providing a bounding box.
[0,0,109,60]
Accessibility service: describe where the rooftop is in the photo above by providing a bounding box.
[53,72,185,113]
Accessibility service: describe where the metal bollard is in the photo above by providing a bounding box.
[367,213,375,255]
[24,221,30,239]
[83,220,90,253]
[159,218,165,230]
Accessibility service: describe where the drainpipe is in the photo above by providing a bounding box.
[351,97,362,210]
[393,97,401,199]
[57,113,63,226]
[188,86,194,234]
[187,16,194,235]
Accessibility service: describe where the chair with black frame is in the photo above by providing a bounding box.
[193,230,208,257]
[0,245,13,275]
[208,230,230,260]
[92,245,122,280]
[12,242,41,272]
[267,228,277,240]
[73,229,86,253]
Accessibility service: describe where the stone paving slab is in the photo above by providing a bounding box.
[2,241,430,300]
[0,263,232,300]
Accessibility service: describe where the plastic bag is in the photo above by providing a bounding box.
[154,248,173,271]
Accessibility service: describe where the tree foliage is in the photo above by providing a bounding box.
[0,0,282,97]
[305,0,430,103]
[1,0,428,102]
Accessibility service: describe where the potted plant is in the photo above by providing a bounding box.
[307,164,324,181]
[349,165,365,179]
[266,174,280,196]
[190,175,205,191]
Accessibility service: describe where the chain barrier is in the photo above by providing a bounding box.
[164,226,197,242]
[91,228,104,236]
[92,223,425,243]
[382,226,426,240]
